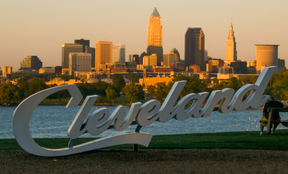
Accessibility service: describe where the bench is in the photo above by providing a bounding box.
[266,107,288,133]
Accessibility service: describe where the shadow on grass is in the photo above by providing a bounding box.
[1,130,288,151]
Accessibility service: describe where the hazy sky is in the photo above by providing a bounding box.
[1,0,288,70]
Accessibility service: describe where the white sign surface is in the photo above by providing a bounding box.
[12,66,276,157]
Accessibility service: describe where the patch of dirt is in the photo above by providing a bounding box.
[1,149,288,173]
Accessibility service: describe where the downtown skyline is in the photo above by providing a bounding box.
[1,0,288,70]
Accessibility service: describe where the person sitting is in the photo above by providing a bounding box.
[260,96,288,135]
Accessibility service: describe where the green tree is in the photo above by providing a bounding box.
[105,87,118,105]
[238,75,258,85]
[271,86,288,100]
[155,82,168,101]
[112,75,126,93]
[123,83,144,105]
[17,78,29,97]
[267,69,288,100]
[127,73,138,83]
[147,85,156,98]
[0,83,22,104]
[172,75,208,98]
[28,78,48,96]
[93,81,111,102]
[226,77,242,91]
[212,77,241,91]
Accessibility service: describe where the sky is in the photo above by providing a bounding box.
[1,0,288,70]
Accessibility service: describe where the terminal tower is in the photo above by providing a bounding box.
[226,22,237,64]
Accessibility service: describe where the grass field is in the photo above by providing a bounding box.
[1,130,288,151]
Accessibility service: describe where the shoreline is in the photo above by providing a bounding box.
[0,102,265,109]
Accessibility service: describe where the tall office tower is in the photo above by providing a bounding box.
[113,44,125,63]
[62,43,83,68]
[255,44,279,73]
[170,48,180,63]
[75,38,90,52]
[147,7,163,65]
[226,23,237,64]
[185,28,205,71]
[85,47,95,68]
[69,52,92,76]
[163,52,176,67]
[20,55,43,70]
[95,41,113,71]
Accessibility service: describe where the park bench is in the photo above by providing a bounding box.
[266,107,288,133]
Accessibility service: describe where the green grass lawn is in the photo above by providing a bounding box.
[1,130,288,151]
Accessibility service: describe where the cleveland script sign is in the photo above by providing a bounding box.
[13,66,276,157]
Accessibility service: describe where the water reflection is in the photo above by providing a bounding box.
[1,105,288,139]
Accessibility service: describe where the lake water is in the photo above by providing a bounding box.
[1,105,288,139]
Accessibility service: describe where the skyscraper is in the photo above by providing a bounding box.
[113,44,125,63]
[95,41,113,71]
[69,52,92,76]
[85,47,95,68]
[226,23,237,63]
[148,7,162,47]
[185,28,205,70]
[75,38,90,52]
[147,7,163,65]
[62,43,83,68]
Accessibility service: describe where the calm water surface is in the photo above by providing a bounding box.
[1,105,288,139]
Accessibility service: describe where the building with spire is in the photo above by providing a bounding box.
[226,22,237,64]
[147,7,163,65]
[185,28,205,71]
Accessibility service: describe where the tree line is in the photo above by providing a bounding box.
[0,74,144,105]
[1,70,287,105]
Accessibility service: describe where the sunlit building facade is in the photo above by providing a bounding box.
[147,7,163,65]
[226,23,237,64]
[2,66,12,78]
[148,7,162,47]
[143,54,157,68]
[69,52,92,76]
[163,52,176,67]
[255,44,279,73]
[95,41,113,71]
[62,43,83,68]
[129,54,141,64]
[20,55,43,70]
[113,44,125,63]
[39,67,55,74]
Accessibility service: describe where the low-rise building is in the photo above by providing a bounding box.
[39,67,55,74]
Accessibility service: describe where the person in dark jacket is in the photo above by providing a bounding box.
[260,96,287,135]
